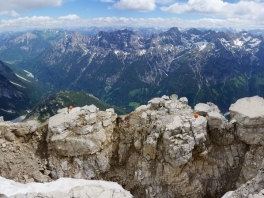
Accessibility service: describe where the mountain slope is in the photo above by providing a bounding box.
[25,91,128,123]
[0,30,70,62]
[0,61,30,120]
[14,28,264,112]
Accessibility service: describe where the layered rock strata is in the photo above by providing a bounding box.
[1,96,264,197]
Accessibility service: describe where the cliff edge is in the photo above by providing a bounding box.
[1,96,264,197]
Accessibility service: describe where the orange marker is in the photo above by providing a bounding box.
[194,113,199,118]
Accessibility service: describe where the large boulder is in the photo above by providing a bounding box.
[47,105,117,156]
[229,96,264,145]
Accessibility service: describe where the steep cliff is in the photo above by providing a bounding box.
[0,96,264,197]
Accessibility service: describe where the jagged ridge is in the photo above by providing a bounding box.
[1,95,264,197]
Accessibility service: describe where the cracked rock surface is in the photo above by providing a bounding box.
[1,96,264,197]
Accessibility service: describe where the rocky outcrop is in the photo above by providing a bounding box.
[229,96,264,145]
[1,95,264,197]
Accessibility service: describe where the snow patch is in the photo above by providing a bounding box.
[195,41,208,51]
[158,69,168,76]
[114,50,120,55]
[234,39,243,47]
[242,36,251,42]
[0,176,132,197]
[0,108,15,113]
[15,74,30,82]
[10,81,25,88]
[23,70,34,78]
[249,38,261,48]
[139,49,146,55]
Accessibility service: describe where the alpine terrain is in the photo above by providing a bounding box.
[12,27,264,113]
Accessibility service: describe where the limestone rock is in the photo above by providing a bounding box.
[229,96,264,145]
[195,102,221,116]
[179,97,188,105]
[148,97,165,109]
[207,111,227,130]
[2,96,264,198]
[222,170,264,198]
[229,96,264,126]
[47,105,117,157]
[4,130,15,142]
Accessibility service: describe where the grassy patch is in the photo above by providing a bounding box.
[129,102,140,109]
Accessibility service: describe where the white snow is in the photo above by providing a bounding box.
[0,176,131,197]
[199,44,207,51]
[11,115,26,123]
[242,36,251,42]
[23,70,34,78]
[10,81,25,88]
[190,34,199,41]
[195,41,208,51]
[15,74,30,82]
[234,39,243,47]
[139,49,146,55]
[158,69,168,76]
[114,50,120,55]
[249,38,261,48]
[0,108,15,113]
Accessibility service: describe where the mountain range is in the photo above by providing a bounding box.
[0,27,263,120]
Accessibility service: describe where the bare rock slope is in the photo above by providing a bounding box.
[1,96,264,197]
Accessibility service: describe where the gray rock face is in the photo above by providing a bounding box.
[2,96,264,198]
[47,105,116,157]
[229,96,264,145]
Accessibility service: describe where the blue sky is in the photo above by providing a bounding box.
[0,0,263,32]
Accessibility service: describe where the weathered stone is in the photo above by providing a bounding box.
[161,95,170,100]
[85,113,97,125]
[81,104,98,113]
[179,97,188,104]
[207,111,227,130]
[14,120,39,137]
[195,103,211,116]
[134,140,142,151]
[2,96,264,198]
[4,130,15,142]
[148,98,165,109]
[229,96,264,145]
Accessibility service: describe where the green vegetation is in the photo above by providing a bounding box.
[26,91,128,123]
[129,102,140,109]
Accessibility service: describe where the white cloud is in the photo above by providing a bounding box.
[160,0,264,21]
[58,14,80,20]
[0,10,20,18]
[113,0,156,12]
[9,10,20,18]
[0,16,263,32]
[0,0,64,17]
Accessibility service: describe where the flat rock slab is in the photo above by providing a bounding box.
[229,96,264,126]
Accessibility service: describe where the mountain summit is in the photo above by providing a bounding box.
[14,27,263,112]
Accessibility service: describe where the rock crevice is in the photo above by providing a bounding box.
[1,96,264,197]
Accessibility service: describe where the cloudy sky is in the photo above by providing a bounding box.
[0,0,263,32]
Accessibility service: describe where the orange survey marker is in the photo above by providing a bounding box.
[194,113,199,118]
[67,106,73,114]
